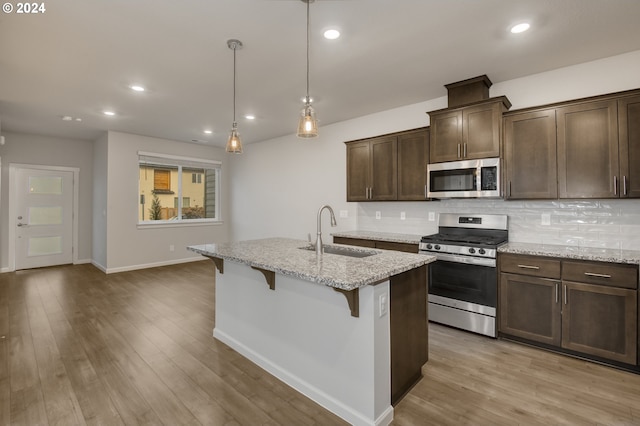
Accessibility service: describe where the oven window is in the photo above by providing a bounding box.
[429,168,477,192]
[429,260,497,308]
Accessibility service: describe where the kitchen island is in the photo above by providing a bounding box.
[188,238,435,426]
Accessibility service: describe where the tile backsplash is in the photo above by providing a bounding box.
[356,199,640,250]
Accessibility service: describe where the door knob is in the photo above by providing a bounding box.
[17,223,27,227]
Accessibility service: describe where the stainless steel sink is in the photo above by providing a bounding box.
[299,245,377,258]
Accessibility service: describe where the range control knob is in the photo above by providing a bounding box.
[426,244,433,250]
[469,248,476,254]
[478,248,486,255]
[434,245,441,250]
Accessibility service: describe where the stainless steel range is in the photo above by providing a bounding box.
[419,213,508,337]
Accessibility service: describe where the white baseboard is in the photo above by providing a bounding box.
[104,256,207,274]
[213,328,390,426]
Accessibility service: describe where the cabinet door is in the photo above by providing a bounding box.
[618,95,640,198]
[463,101,502,159]
[346,141,371,201]
[499,273,561,346]
[429,109,462,163]
[562,281,637,364]
[504,110,558,199]
[397,129,429,200]
[370,136,397,200]
[557,100,619,198]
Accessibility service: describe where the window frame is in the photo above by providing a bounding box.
[137,151,222,227]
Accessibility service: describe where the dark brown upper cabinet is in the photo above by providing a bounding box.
[557,99,619,199]
[346,128,429,202]
[503,109,558,199]
[397,129,429,200]
[428,98,511,163]
[618,94,640,198]
[346,135,397,201]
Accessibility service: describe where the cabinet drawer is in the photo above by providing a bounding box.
[499,254,561,279]
[376,241,419,253]
[333,237,376,248]
[562,261,638,289]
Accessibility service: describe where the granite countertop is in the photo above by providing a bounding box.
[188,237,435,291]
[498,242,640,265]
[331,230,423,245]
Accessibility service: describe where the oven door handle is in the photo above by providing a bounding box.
[428,252,496,267]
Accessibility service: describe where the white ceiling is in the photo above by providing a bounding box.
[2,0,640,148]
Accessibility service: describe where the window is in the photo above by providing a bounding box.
[138,152,221,223]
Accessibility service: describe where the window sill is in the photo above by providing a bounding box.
[137,220,223,230]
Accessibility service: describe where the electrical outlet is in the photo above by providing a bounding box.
[378,293,388,317]
[375,211,381,220]
[169,244,175,252]
[428,212,435,221]
[400,212,406,220]
[339,210,348,218]
[541,214,551,226]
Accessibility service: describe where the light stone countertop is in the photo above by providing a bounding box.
[188,237,435,291]
[331,230,423,245]
[498,242,640,265]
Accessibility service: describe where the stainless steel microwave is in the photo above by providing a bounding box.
[427,157,501,198]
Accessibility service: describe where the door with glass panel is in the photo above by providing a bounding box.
[14,167,74,269]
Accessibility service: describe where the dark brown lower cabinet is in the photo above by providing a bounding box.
[499,254,638,367]
[562,281,637,365]
[500,273,561,346]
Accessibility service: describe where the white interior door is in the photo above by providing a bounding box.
[14,167,74,270]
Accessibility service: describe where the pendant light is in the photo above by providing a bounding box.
[226,39,243,153]
[297,0,319,138]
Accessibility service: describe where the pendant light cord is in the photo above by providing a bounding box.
[305,0,310,105]
[233,43,237,126]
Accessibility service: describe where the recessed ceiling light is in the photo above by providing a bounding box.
[103,110,116,116]
[61,115,73,121]
[244,115,255,120]
[130,85,145,92]
[204,130,213,134]
[510,22,530,34]
[323,29,340,40]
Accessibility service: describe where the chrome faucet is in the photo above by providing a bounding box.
[316,205,337,253]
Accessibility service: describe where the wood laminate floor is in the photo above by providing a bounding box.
[0,261,639,425]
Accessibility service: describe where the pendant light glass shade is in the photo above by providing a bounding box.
[226,39,243,153]
[297,98,318,138]
[226,123,242,153]
[297,0,318,138]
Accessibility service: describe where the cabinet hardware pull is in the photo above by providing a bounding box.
[623,176,628,196]
[508,181,512,198]
[584,272,611,278]
[517,264,540,270]
[555,282,559,304]
[563,284,567,305]
[424,185,427,199]
[613,175,618,195]
[457,143,461,158]
[463,143,467,158]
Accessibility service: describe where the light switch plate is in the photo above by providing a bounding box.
[400,212,406,220]
[339,210,348,218]
[375,211,381,220]
[428,212,435,221]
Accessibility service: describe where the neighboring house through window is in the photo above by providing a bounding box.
[138,152,221,222]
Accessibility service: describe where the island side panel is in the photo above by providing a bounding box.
[213,261,393,426]
[390,264,428,405]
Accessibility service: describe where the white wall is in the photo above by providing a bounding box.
[0,131,94,270]
[92,132,108,269]
[100,131,230,272]
[230,50,640,251]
